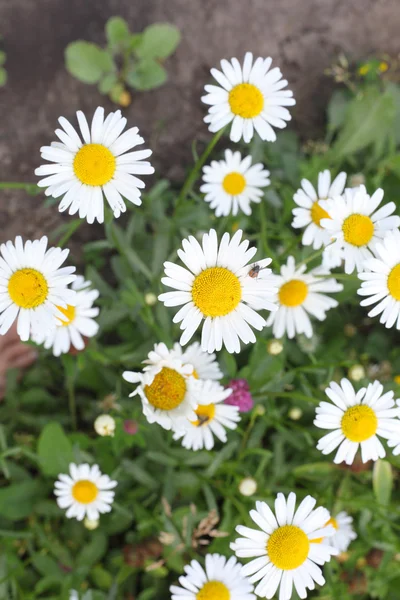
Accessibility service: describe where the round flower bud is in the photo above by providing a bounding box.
[84,517,99,530]
[145,292,157,306]
[94,414,116,437]
[267,339,283,355]
[288,407,303,421]
[348,365,365,382]
[119,90,132,107]
[239,477,257,497]
[254,405,266,416]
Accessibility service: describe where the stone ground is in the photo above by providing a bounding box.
[0,0,399,244]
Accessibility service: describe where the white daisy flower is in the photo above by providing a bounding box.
[54,463,117,521]
[123,349,200,431]
[172,341,223,380]
[265,256,343,339]
[158,229,278,354]
[201,52,295,143]
[200,149,270,217]
[311,512,357,553]
[172,380,238,451]
[0,236,76,342]
[358,230,400,329]
[94,414,116,437]
[291,170,346,253]
[69,591,79,600]
[35,107,154,224]
[170,553,256,600]
[35,275,99,356]
[314,379,400,464]
[231,493,337,600]
[319,185,400,274]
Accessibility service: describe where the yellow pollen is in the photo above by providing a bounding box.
[222,172,246,195]
[192,369,199,379]
[191,404,216,427]
[196,581,230,600]
[311,201,330,227]
[56,304,76,326]
[73,143,116,186]
[228,83,264,119]
[341,405,378,442]
[278,279,308,307]
[144,367,186,411]
[387,264,400,300]
[267,525,310,570]
[311,517,338,544]
[342,214,374,247]
[8,268,48,309]
[72,480,98,504]
[192,267,242,318]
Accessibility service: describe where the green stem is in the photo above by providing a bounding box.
[0,182,40,194]
[176,128,225,208]
[297,246,325,268]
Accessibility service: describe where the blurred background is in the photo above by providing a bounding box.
[0,0,399,242]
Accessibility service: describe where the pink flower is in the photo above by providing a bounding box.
[124,420,138,435]
[224,378,254,413]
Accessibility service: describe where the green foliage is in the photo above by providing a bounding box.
[64,17,180,105]
[4,57,400,600]
[0,46,7,86]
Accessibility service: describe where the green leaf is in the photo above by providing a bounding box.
[77,531,107,568]
[0,68,7,86]
[373,459,393,506]
[98,72,118,94]
[331,86,396,160]
[0,480,43,520]
[326,88,350,137]
[37,423,74,476]
[126,59,167,91]
[0,51,6,66]
[105,16,130,48]
[135,23,181,59]
[65,41,114,84]
[293,462,341,481]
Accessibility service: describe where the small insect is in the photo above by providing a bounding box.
[248,264,261,279]
[197,414,211,427]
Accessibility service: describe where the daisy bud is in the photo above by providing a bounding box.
[118,90,132,107]
[348,364,365,382]
[288,407,303,420]
[254,405,265,416]
[94,414,116,437]
[145,292,157,306]
[349,173,365,188]
[267,339,283,355]
[84,517,99,530]
[239,477,257,497]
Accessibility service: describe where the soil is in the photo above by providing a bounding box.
[0,0,399,246]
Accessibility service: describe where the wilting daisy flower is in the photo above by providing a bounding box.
[144,341,223,381]
[292,170,346,252]
[94,414,116,437]
[54,463,117,521]
[35,107,154,224]
[314,379,400,464]
[172,379,238,451]
[319,185,400,274]
[170,553,256,600]
[231,493,337,600]
[0,236,76,342]
[202,52,295,143]
[265,256,343,339]
[200,149,270,216]
[311,512,357,553]
[159,229,278,354]
[35,275,99,356]
[123,350,200,431]
[358,231,400,329]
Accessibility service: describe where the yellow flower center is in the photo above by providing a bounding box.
[311,516,338,543]
[191,404,216,427]
[192,267,242,318]
[222,172,246,195]
[387,264,400,301]
[8,268,48,309]
[278,279,308,307]
[228,83,264,119]
[311,201,330,227]
[341,405,378,442]
[72,480,98,504]
[73,143,116,186]
[192,369,199,379]
[56,304,76,326]
[196,581,230,600]
[267,525,310,570]
[144,367,187,411]
[342,214,374,247]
